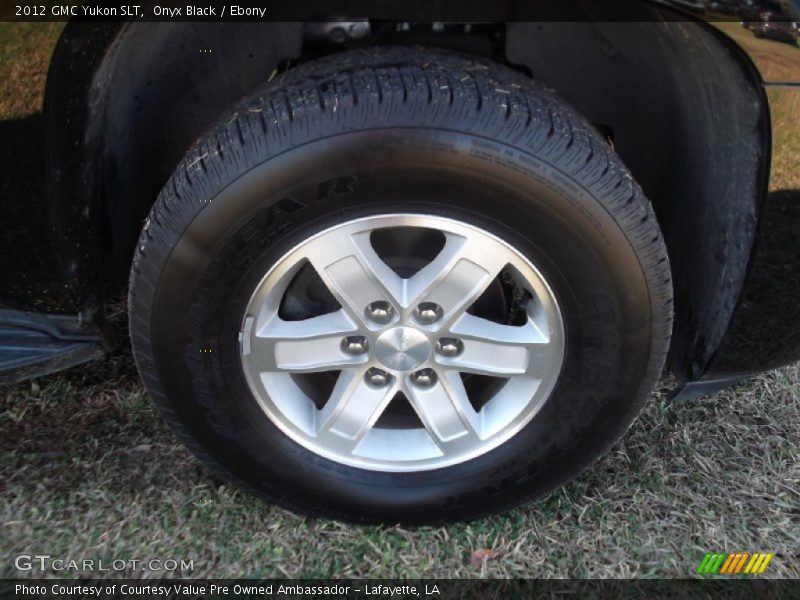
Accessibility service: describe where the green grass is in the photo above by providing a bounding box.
[1,22,799,580]
[1,351,798,578]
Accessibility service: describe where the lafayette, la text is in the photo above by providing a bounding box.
[17,583,442,596]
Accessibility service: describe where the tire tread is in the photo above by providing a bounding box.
[129,47,673,521]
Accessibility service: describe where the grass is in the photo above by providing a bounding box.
[714,21,800,84]
[0,23,63,118]
[1,22,798,580]
[2,348,798,578]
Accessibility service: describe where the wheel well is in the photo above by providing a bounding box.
[503,21,769,380]
[45,14,769,381]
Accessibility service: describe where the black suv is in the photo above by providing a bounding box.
[2,1,798,523]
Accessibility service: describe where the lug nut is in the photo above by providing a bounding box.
[435,338,463,357]
[365,301,394,324]
[365,367,391,387]
[416,302,443,325]
[411,368,438,387]
[342,336,368,355]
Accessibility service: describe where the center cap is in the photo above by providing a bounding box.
[375,327,431,372]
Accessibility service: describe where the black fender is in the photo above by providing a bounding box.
[29,2,799,386]
[43,21,302,323]
[503,17,772,383]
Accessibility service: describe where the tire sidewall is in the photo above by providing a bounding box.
[143,128,654,522]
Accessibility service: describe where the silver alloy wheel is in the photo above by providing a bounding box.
[239,214,565,472]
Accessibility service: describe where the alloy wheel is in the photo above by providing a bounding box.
[239,214,565,471]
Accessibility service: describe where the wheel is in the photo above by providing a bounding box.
[129,47,672,524]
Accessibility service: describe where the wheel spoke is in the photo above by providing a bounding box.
[405,371,481,444]
[246,310,363,373]
[438,341,528,376]
[440,313,551,376]
[406,232,507,324]
[317,368,396,445]
[526,341,566,381]
[304,229,404,322]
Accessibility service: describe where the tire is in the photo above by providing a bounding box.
[129,47,672,524]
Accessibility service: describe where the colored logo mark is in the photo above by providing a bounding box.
[696,553,774,575]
